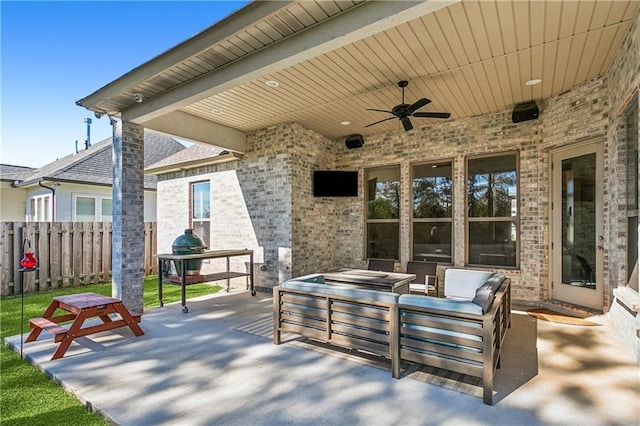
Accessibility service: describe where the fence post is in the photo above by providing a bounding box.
[1,222,16,295]
[37,222,50,291]
[50,222,62,289]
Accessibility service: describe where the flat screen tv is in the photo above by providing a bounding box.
[313,170,358,197]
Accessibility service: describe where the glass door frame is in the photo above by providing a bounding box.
[550,140,604,310]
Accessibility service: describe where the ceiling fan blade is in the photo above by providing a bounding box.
[401,117,413,131]
[366,108,394,114]
[365,116,396,127]
[413,112,451,119]
[407,98,431,114]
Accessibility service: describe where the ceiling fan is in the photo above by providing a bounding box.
[365,80,450,131]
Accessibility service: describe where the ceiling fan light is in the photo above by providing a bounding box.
[364,80,450,132]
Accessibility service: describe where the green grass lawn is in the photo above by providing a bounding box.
[0,276,222,425]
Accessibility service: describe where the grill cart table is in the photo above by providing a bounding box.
[25,292,144,360]
[156,249,255,313]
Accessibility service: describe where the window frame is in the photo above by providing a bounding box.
[190,180,211,248]
[465,151,520,269]
[364,164,401,261]
[410,159,454,264]
[29,194,52,222]
[72,194,112,222]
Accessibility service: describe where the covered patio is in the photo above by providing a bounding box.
[6,290,639,425]
[6,1,640,423]
[75,0,640,363]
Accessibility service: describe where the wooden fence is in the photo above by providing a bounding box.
[0,222,157,296]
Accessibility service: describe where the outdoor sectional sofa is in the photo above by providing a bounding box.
[273,269,511,405]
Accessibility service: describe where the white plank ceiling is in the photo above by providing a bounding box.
[86,0,640,141]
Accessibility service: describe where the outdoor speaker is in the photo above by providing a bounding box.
[512,101,539,123]
[345,134,364,149]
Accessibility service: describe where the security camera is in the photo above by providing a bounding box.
[133,93,144,103]
[94,111,103,119]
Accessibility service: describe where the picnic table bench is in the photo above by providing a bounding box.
[25,292,144,360]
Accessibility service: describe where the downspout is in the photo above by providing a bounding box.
[38,181,56,221]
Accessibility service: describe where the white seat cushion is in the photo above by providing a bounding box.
[444,269,494,301]
[409,283,436,294]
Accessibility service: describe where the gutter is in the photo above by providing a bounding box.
[38,181,56,221]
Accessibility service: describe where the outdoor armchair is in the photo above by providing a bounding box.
[406,260,439,297]
[367,258,395,272]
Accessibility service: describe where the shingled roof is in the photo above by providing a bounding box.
[15,131,185,190]
[0,164,36,183]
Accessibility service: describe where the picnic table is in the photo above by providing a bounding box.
[25,292,144,360]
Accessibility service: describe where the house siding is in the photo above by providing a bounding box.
[1,183,28,221]
[24,184,158,222]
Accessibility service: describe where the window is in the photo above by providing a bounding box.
[625,96,638,290]
[191,181,210,247]
[366,166,400,260]
[467,153,518,267]
[412,161,453,263]
[30,194,52,222]
[101,198,113,222]
[76,196,96,221]
[73,195,112,221]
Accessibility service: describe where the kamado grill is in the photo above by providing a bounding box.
[171,229,207,276]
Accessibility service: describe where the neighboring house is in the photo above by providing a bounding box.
[0,164,35,221]
[79,1,640,361]
[12,131,185,222]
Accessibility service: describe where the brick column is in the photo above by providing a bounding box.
[112,120,144,312]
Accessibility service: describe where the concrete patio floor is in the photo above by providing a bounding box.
[6,290,639,426]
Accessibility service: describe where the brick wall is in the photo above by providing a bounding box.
[606,9,640,291]
[155,13,639,309]
[603,10,640,361]
[329,111,545,301]
[157,81,609,301]
[157,124,298,289]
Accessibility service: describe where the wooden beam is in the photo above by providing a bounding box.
[143,110,246,153]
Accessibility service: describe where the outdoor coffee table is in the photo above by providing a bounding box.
[25,292,144,360]
[323,268,415,294]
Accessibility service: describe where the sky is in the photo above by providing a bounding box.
[1,1,249,168]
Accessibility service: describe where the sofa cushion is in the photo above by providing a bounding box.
[398,295,483,351]
[281,279,399,304]
[471,274,505,314]
[398,294,483,315]
[483,273,505,293]
[444,269,495,301]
